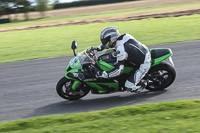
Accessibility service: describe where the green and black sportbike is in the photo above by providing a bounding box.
[56,41,176,100]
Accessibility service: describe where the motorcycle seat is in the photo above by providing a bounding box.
[150,49,170,59]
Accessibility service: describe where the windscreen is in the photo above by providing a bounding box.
[78,50,94,65]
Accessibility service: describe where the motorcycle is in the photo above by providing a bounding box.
[56,41,176,100]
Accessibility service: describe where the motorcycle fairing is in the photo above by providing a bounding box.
[97,59,134,74]
[65,48,173,94]
[85,81,119,94]
[97,60,115,71]
[65,65,120,93]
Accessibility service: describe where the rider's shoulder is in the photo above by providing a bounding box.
[118,33,135,40]
[117,34,126,40]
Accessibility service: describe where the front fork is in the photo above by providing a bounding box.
[72,80,81,90]
[65,67,84,91]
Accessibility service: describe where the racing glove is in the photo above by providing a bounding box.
[96,70,108,79]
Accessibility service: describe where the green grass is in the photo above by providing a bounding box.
[0,2,200,29]
[0,15,200,63]
[0,100,200,133]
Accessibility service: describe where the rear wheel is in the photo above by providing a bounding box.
[146,63,176,91]
[56,76,90,100]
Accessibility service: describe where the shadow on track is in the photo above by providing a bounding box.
[25,90,167,118]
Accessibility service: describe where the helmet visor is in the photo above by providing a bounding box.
[104,42,110,49]
[101,36,110,45]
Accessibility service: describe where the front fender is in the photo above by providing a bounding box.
[65,66,84,90]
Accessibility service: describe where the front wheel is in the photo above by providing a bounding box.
[145,62,176,91]
[56,76,90,100]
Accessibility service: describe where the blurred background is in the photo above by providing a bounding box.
[1,0,200,127]
[0,0,199,63]
[0,0,140,22]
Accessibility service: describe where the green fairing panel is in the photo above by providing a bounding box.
[85,82,104,92]
[149,48,173,66]
[65,74,76,80]
[98,60,133,73]
[86,82,119,93]
[65,65,70,72]
[65,67,80,80]
[97,60,115,71]
[123,67,133,73]
[98,82,119,90]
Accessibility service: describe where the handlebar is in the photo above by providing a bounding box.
[87,47,119,62]
[86,48,97,62]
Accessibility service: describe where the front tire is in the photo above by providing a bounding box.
[146,62,176,91]
[56,76,90,100]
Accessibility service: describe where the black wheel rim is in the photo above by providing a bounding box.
[61,81,87,98]
[147,70,173,90]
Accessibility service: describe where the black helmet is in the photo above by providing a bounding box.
[100,27,120,48]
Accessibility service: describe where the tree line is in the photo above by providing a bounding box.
[0,0,49,20]
[0,0,138,22]
[54,0,137,9]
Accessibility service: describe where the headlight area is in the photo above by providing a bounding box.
[67,72,85,81]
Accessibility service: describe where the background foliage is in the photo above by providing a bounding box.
[54,0,138,9]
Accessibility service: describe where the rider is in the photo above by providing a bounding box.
[93,27,151,92]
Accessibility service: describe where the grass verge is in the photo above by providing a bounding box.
[0,15,200,63]
[0,99,200,133]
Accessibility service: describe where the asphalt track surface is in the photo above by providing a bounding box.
[0,40,200,122]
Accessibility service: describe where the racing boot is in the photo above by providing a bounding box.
[125,80,148,93]
[132,80,148,93]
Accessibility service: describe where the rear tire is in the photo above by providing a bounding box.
[56,76,90,100]
[146,62,176,91]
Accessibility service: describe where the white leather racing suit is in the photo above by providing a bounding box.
[97,33,151,91]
